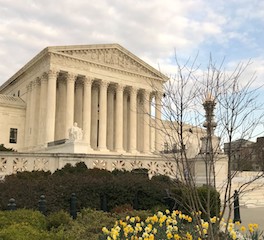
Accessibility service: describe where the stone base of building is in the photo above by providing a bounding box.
[44,140,90,154]
[30,139,155,155]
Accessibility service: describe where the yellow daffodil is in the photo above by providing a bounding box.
[240,226,246,232]
[167,232,173,239]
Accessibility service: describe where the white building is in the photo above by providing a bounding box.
[0,43,202,156]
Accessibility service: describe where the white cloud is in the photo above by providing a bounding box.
[0,0,263,88]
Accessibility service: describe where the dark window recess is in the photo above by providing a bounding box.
[18,90,20,97]
[9,128,18,144]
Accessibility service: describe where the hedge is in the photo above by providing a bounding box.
[0,162,220,216]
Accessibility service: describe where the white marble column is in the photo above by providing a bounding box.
[74,81,83,128]
[82,76,92,148]
[129,87,138,153]
[123,92,128,151]
[143,90,150,153]
[38,74,48,146]
[155,92,162,152]
[137,95,143,152]
[107,87,115,150]
[33,78,41,145]
[45,69,58,144]
[65,73,76,138]
[24,83,32,147]
[91,85,99,149]
[29,79,37,147]
[115,84,124,152]
[55,78,66,141]
[98,80,108,151]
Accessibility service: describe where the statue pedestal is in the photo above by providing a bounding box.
[44,140,90,154]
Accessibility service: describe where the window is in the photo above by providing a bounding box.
[172,143,177,153]
[9,128,17,144]
[164,142,169,154]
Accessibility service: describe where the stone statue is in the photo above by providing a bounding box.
[68,122,83,141]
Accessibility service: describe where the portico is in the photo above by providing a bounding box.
[0,44,167,154]
[24,70,163,154]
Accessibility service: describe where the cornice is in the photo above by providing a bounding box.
[0,43,169,92]
[50,51,165,82]
[49,43,168,81]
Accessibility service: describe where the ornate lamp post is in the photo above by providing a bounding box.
[200,93,219,186]
[200,93,217,154]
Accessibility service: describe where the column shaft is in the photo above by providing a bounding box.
[29,80,37,147]
[74,81,83,128]
[129,87,137,153]
[155,92,162,152]
[107,88,114,150]
[45,70,58,144]
[115,84,124,151]
[33,78,41,145]
[55,78,66,140]
[143,90,150,153]
[38,75,48,145]
[123,92,128,151]
[65,73,76,138]
[91,86,99,149]
[24,83,32,147]
[83,77,92,147]
[98,81,108,151]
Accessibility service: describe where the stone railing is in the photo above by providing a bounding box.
[0,152,179,179]
[2,152,264,207]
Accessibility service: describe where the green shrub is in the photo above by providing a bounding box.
[197,185,221,218]
[115,209,151,222]
[0,209,46,230]
[111,203,134,213]
[64,208,117,240]
[53,162,88,175]
[0,163,220,217]
[46,210,72,230]
[0,222,65,240]
[5,170,51,182]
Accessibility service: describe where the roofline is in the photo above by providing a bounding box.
[47,43,169,81]
[0,47,49,92]
[0,43,169,91]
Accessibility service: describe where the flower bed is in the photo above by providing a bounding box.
[101,210,262,240]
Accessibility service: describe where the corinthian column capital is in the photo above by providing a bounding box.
[66,72,77,82]
[27,82,33,91]
[155,91,163,100]
[82,76,94,85]
[48,69,59,78]
[100,80,109,89]
[35,77,41,86]
[129,86,138,95]
[116,83,125,92]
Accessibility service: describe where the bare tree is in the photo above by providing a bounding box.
[152,54,264,239]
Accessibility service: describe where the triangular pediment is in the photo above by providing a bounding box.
[49,44,168,81]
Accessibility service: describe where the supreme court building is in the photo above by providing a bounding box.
[0,43,204,179]
[0,44,171,154]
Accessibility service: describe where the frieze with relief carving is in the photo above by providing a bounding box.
[59,48,158,77]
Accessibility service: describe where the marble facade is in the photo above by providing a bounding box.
[0,44,167,154]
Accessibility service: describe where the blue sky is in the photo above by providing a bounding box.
[0,0,263,90]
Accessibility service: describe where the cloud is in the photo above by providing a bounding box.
[0,0,263,88]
